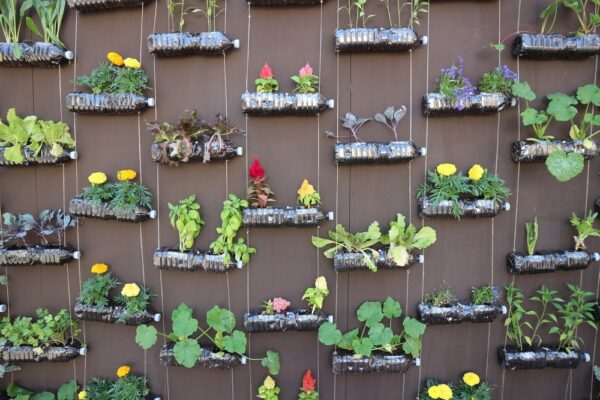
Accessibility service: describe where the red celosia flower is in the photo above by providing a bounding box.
[302,369,316,393]
[272,297,290,313]
[249,158,265,181]
[299,63,313,77]
[259,63,273,79]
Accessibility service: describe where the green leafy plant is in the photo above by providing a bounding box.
[318,297,426,359]
[478,65,518,98]
[80,170,152,212]
[424,283,457,307]
[0,209,76,249]
[504,283,596,352]
[76,53,149,95]
[7,380,78,400]
[0,108,75,165]
[570,211,600,250]
[380,0,428,28]
[454,371,493,400]
[209,194,256,266]
[471,285,497,305]
[380,213,436,267]
[135,303,280,374]
[84,377,113,400]
[291,64,319,94]
[373,105,406,141]
[169,195,205,252]
[0,0,31,58]
[540,0,600,35]
[114,283,157,324]
[302,276,330,314]
[257,376,280,400]
[525,218,539,256]
[0,362,20,379]
[0,308,80,348]
[312,222,382,271]
[109,371,149,400]
[25,0,65,47]
[255,64,279,94]
[339,0,374,28]
[511,81,554,142]
[77,265,121,308]
[594,365,600,399]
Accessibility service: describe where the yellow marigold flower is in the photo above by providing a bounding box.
[298,179,316,197]
[117,169,137,181]
[263,376,276,390]
[78,391,87,400]
[121,283,141,297]
[88,172,107,185]
[117,365,131,378]
[91,263,108,274]
[468,164,485,181]
[436,163,457,177]
[438,384,452,400]
[463,371,480,387]
[107,52,124,67]
[315,276,328,291]
[123,58,141,69]
[427,385,441,399]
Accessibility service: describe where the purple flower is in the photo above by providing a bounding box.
[498,65,517,81]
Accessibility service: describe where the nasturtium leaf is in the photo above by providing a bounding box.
[356,301,383,327]
[368,324,394,346]
[521,108,547,126]
[173,338,201,368]
[576,84,600,106]
[318,322,342,345]
[512,81,536,101]
[546,150,584,182]
[383,297,402,319]
[172,309,198,339]
[261,350,280,375]
[172,303,193,321]
[206,306,236,333]
[31,393,55,400]
[401,336,422,359]
[57,380,78,400]
[351,338,374,358]
[222,330,247,355]
[338,328,359,351]
[547,92,578,121]
[403,317,426,338]
[135,325,158,350]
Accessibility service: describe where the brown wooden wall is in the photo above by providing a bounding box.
[1,0,600,398]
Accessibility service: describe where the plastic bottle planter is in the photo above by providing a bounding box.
[0,43,73,67]
[67,0,146,12]
[1,339,86,363]
[595,197,600,214]
[513,33,600,60]
[0,146,78,167]
[241,92,334,116]
[498,346,591,370]
[594,301,600,322]
[422,92,515,116]
[159,342,246,369]
[69,197,157,223]
[335,141,426,165]
[0,304,7,313]
[418,198,510,219]
[74,303,161,326]
[66,93,155,115]
[147,32,240,57]
[334,28,427,53]
[151,135,243,165]
[417,302,507,325]
[506,250,600,275]
[153,248,242,272]
[243,309,333,333]
[512,139,598,162]
[248,0,323,5]
[0,246,81,267]
[242,207,334,227]
[333,250,422,272]
[331,350,419,374]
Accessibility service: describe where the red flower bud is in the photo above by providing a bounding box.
[249,158,265,181]
[259,63,273,79]
[299,63,313,77]
[302,369,316,393]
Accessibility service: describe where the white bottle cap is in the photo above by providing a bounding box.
[420,36,428,45]
[153,313,162,322]
[240,356,247,365]
[327,211,335,221]
[328,315,334,323]
[64,50,74,60]
[501,305,508,315]
[69,151,78,160]
[236,147,244,156]
[419,147,427,156]
[418,254,425,264]
[413,357,421,367]
[147,98,156,107]
[79,347,87,356]
[0,305,6,313]
[503,202,511,211]
[233,39,241,49]
[510,98,517,107]
[149,210,158,219]
[73,251,82,260]
[326,99,335,109]
[591,252,600,262]
[583,353,591,362]
[237,260,244,269]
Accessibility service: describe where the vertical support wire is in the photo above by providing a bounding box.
[333,0,340,398]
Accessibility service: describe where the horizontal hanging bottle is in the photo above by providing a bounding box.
[242,206,334,227]
[512,139,598,162]
[335,28,426,53]
[331,350,419,374]
[0,246,81,266]
[147,32,240,56]
[151,135,243,165]
[513,33,600,60]
[241,92,334,116]
[506,250,599,275]
[1,339,86,363]
[66,92,155,114]
[333,249,422,272]
[0,146,77,166]
[498,345,590,370]
[417,302,506,325]
[0,42,73,67]
[69,197,157,222]
[243,309,333,333]
[334,141,426,164]
[418,198,510,219]
[74,303,161,325]
[153,248,242,272]
[67,0,147,12]
[423,92,515,116]
[159,342,246,369]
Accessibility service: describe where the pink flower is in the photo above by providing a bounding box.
[299,63,313,77]
[272,297,290,313]
[259,63,273,79]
